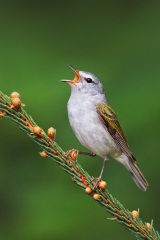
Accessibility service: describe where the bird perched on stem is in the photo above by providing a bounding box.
[61,65,148,191]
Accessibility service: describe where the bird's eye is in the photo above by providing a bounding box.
[85,78,93,83]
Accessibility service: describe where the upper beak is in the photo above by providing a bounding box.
[60,64,81,85]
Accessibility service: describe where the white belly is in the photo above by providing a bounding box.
[68,95,119,158]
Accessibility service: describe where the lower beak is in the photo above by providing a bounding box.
[60,65,81,85]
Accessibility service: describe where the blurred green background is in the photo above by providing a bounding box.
[0,1,160,239]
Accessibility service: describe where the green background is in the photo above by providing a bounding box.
[0,1,160,239]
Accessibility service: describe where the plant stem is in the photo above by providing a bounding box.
[0,91,159,240]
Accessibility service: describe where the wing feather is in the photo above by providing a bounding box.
[96,103,136,162]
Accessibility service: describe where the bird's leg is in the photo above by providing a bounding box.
[98,156,108,179]
[78,151,96,157]
[92,156,108,190]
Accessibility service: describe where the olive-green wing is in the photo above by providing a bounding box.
[96,103,136,162]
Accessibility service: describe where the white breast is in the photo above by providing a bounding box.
[67,92,119,158]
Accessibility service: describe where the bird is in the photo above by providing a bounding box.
[61,65,148,191]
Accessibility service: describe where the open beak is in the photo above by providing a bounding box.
[60,64,81,85]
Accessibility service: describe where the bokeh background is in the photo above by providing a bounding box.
[0,1,160,239]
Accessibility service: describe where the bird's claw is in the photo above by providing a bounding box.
[65,149,79,161]
[65,149,96,161]
[90,177,101,191]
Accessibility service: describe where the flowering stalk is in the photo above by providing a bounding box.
[0,91,159,240]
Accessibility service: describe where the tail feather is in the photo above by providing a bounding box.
[114,153,148,191]
[127,160,148,191]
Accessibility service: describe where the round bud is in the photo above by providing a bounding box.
[10,91,20,99]
[98,180,107,190]
[131,210,139,220]
[85,187,92,194]
[11,98,21,109]
[93,193,100,200]
[70,150,78,161]
[146,222,151,229]
[0,111,4,118]
[72,178,76,184]
[47,127,55,138]
[33,126,42,136]
[39,151,47,158]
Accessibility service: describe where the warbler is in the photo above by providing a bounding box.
[61,65,148,191]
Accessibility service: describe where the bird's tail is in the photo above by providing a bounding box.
[115,153,148,191]
[126,159,148,191]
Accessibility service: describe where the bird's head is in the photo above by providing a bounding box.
[61,65,105,95]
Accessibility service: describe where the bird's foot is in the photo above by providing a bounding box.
[90,177,101,191]
[65,149,79,161]
[90,156,108,191]
[90,178,107,191]
[65,149,96,161]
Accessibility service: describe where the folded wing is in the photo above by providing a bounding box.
[96,103,136,163]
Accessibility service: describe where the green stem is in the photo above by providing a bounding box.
[0,91,159,240]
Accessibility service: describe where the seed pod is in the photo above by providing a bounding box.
[98,180,107,190]
[85,187,92,194]
[11,98,21,109]
[33,126,42,136]
[39,151,47,158]
[146,222,151,229]
[131,210,139,220]
[0,111,5,118]
[10,91,20,99]
[93,193,100,200]
[70,149,78,161]
[47,127,55,139]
